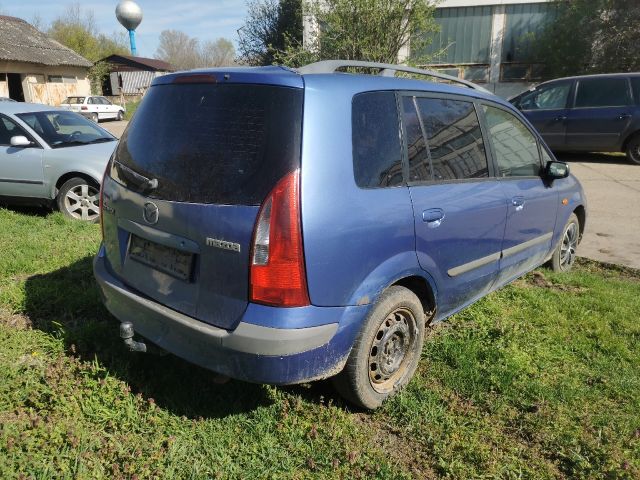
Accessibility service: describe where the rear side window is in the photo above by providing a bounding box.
[352,92,403,188]
[482,105,541,177]
[631,77,640,105]
[113,84,303,205]
[574,77,631,108]
[402,96,488,182]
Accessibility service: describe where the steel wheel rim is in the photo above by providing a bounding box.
[369,307,418,394]
[560,222,578,268]
[63,184,100,221]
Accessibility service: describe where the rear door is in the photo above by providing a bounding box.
[480,103,559,284]
[101,80,303,330]
[565,76,633,151]
[401,94,507,316]
[515,80,573,150]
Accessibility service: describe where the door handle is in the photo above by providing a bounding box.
[617,114,631,120]
[422,208,445,228]
[512,196,525,211]
[553,115,567,122]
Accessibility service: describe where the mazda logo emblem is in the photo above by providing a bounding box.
[142,202,159,225]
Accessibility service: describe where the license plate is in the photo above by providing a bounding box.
[128,235,194,281]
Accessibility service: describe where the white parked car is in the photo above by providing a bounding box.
[60,96,125,123]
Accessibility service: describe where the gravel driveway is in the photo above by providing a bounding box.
[560,153,640,269]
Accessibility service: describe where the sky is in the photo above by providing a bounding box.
[3,0,249,58]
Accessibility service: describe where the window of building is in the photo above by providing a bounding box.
[482,105,541,177]
[575,77,631,108]
[48,75,63,83]
[352,92,404,188]
[403,96,488,183]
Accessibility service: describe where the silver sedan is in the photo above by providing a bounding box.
[0,102,117,221]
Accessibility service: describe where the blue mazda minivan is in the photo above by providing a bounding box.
[94,61,587,409]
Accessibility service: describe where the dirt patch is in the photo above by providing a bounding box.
[576,257,640,282]
[516,271,587,293]
[0,308,32,330]
[354,413,437,478]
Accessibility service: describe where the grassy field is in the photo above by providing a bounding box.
[0,206,639,479]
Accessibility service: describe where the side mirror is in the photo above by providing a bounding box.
[10,135,33,148]
[545,160,569,180]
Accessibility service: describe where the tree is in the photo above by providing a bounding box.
[532,0,640,77]
[154,30,236,69]
[48,3,128,62]
[237,0,303,65]
[155,30,201,69]
[201,38,237,67]
[275,0,438,67]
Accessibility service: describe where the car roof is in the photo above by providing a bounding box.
[0,102,67,115]
[539,72,640,86]
[154,65,509,107]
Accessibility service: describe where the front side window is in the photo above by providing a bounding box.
[518,82,571,110]
[575,77,631,108]
[482,105,541,177]
[17,111,115,148]
[352,92,403,188]
[0,116,28,145]
[402,96,489,182]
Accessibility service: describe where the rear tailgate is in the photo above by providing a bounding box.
[101,76,303,330]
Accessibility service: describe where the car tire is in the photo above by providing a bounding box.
[625,133,640,165]
[332,286,426,410]
[117,110,124,121]
[56,177,100,223]
[91,112,99,123]
[550,213,580,272]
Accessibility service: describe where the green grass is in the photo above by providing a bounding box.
[123,100,141,121]
[0,206,639,479]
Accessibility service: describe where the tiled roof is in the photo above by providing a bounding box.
[0,15,92,68]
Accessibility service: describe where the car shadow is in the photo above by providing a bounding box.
[555,151,631,165]
[0,203,53,217]
[23,255,278,419]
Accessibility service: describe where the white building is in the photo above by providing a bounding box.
[303,0,555,98]
[419,0,554,98]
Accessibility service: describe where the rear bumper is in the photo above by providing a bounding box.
[93,247,365,384]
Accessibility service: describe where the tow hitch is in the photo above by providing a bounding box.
[119,322,147,352]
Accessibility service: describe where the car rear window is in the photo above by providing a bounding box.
[112,83,303,205]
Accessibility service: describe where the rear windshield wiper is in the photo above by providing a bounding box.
[114,161,159,191]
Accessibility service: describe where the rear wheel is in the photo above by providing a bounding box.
[332,286,425,410]
[56,177,100,223]
[550,213,580,272]
[117,110,124,121]
[626,133,640,165]
[90,112,99,123]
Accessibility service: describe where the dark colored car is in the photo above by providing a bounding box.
[509,73,640,164]
[94,61,587,409]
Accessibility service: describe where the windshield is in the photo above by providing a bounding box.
[62,97,85,104]
[113,83,303,205]
[17,111,115,148]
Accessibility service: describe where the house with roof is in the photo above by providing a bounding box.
[0,15,92,104]
[98,54,175,97]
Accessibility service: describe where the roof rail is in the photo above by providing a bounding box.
[297,60,490,93]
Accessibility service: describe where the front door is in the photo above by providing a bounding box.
[565,76,634,151]
[401,94,508,318]
[480,104,559,285]
[516,79,573,150]
[0,115,45,197]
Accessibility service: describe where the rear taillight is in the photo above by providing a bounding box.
[250,170,310,307]
[99,158,112,239]
[81,106,88,110]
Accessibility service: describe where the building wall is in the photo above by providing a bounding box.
[109,70,168,96]
[0,61,90,105]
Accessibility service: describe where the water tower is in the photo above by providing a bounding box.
[116,1,143,56]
